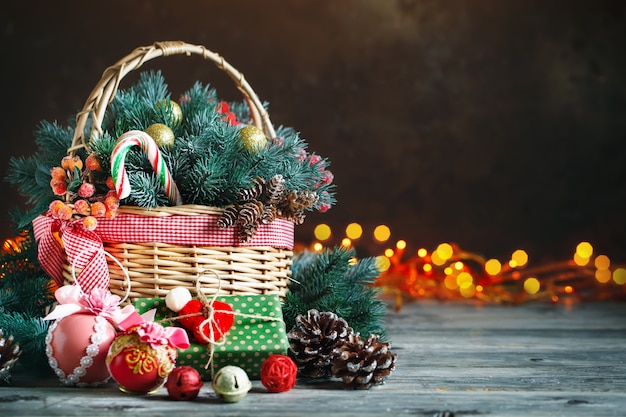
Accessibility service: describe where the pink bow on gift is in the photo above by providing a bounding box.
[118,310,190,351]
[43,285,135,325]
[32,214,110,293]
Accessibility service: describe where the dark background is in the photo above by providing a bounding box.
[1,1,625,263]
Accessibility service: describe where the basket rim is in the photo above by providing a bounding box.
[68,40,275,156]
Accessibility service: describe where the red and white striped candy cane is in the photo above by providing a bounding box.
[111,130,183,205]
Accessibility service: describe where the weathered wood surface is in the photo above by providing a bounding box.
[1,300,625,416]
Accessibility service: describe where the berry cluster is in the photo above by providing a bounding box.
[48,153,120,230]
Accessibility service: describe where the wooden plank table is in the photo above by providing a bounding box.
[1,300,625,416]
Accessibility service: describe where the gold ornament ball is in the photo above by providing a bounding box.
[145,123,175,148]
[156,99,183,126]
[238,125,267,153]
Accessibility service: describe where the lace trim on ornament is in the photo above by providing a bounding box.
[45,315,111,387]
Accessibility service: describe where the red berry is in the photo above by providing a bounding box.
[82,216,98,231]
[85,154,102,171]
[104,196,119,211]
[50,167,67,181]
[105,177,115,190]
[318,202,331,213]
[91,202,106,217]
[56,205,73,221]
[78,183,96,198]
[63,155,83,171]
[73,199,91,215]
[49,200,65,215]
[51,182,67,196]
[61,156,73,170]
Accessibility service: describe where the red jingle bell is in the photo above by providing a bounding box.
[165,366,204,400]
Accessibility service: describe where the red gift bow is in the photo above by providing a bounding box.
[32,214,110,293]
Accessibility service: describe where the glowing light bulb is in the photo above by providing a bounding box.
[594,254,610,270]
[345,223,363,240]
[573,253,590,266]
[485,259,502,276]
[436,243,453,261]
[423,263,433,273]
[595,269,611,283]
[459,284,475,298]
[313,224,332,241]
[576,241,593,258]
[384,248,394,258]
[613,268,626,285]
[511,250,528,267]
[417,248,428,258]
[376,256,391,272]
[431,251,446,266]
[396,240,407,250]
[312,242,323,252]
[341,238,352,248]
[456,272,473,289]
[373,225,391,242]
[524,277,540,294]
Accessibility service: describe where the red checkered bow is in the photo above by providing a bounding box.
[32,214,110,293]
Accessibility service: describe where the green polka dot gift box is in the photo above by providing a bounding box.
[133,295,289,380]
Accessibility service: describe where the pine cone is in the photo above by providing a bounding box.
[218,205,238,228]
[237,177,265,202]
[264,174,285,205]
[0,329,21,383]
[288,310,354,378]
[331,334,396,390]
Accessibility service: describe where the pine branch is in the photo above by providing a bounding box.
[283,247,388,339]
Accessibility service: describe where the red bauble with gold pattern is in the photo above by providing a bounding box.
[106,332,177,394]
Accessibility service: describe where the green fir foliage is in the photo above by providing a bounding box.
[283,247,388,339]
[0,231,55,376]
[93,71,336,210]
[5,121,77,229]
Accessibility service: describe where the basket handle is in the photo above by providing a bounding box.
[68,40,275,155]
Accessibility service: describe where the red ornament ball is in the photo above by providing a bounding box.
[165,366,204,401]
[260,355,298,393]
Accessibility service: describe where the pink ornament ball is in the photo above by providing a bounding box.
[46,313,117,386]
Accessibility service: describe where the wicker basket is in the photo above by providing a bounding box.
[58,41,294,301]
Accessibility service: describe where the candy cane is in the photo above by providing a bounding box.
[111,130,183,205]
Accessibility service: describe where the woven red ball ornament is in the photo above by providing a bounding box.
[260,354,298,393]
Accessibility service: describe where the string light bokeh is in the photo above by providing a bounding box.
[307,222,626,308]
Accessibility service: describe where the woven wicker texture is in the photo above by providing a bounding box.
[62,41,293,301]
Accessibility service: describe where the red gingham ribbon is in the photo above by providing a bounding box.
[93,213,294,248]
[32,211,294,291]
[32,215,109,293]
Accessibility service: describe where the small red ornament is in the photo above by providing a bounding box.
[165,366,204,401]
[260,354,298,393]
[178,299,234,344]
